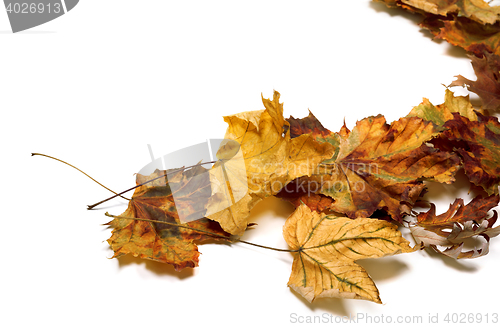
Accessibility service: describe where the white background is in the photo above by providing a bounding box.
[1,1,499,326]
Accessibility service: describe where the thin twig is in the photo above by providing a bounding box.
[32,153,130,201]
[105,212,298,253]
[87,161,217,210]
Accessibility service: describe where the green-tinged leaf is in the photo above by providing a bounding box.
[407,89,478,125]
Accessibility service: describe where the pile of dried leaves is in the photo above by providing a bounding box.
[35,0,500,305]
[101,88,500,304]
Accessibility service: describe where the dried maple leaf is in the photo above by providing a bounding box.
[376,0,500,111]
[283,204,414,303]
[407,90,500,194]
[276,178,334,213]
[107,166,229,271]
[422,16,500,57]
[407,89,478,125]
[376,0,500,25]
[206,91,334,235]
[374,0,500,57]
[427,111,500,194]
[410,195,500,258]
[449,51,500,111]
[280,112,461,221]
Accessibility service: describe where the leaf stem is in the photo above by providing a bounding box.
[237,239,298,252]
[104,212,299,253]
[31,153,130,201]
[87,161,217,210]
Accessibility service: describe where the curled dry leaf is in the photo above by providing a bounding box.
[107,166,229,271]
[206,91,334,235]
[410,195,500,258]
[280,112,460,221]
[283,204,414,304]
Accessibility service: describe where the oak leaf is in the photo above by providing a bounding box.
[449,51,500,111]
[107,166,229,271]
[206,91,334,235]
[281,112,461,221]
[410,195,500,258]
[283,204,414,303]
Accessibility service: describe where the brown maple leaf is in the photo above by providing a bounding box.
[434,112,500,195]
[107,166,229,271]
[422,16,500,57]
[206,91,334,235]
[449,51,500,111]
[283,204,414,303]
[279,112,461,221]
[276,178,334,213]
[410,195,500,258]
[407,90,500,194]
[373,0,500,109]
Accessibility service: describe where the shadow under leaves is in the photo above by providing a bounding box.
[369,0,470,59]
[369,1,422,23]
[420,169,489,207]
[425,247,478,272]
[290,288,351,317]
[116,255,195,279]
[356,257,409,282]
[246,195,296,224]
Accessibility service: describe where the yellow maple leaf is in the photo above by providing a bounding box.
[206,91,334,235]
[283,204,414,303]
